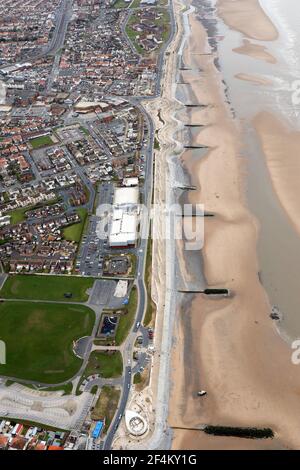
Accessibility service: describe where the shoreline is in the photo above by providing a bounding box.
[168,0,300,450]
[216,0,300,340]
[113,0,189,449]
[217,0,279,41]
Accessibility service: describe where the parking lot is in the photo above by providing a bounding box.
[89,279,129,309]
[76,216,105,277]
[76,183,114,277]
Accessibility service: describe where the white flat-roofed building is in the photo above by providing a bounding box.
[113,208,123,219]
[109,185,139,248]
[98,102,110,111]
[74,101,100,113]
[123,177,139,187]
[0,105,12,113]
[109,209,137,248]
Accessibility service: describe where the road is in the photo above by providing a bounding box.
[46,0,73,92]
[76,183,115,277]
[86,123,113,159]
[101,0,177,449]
[64,146,95,213]
[0,0,175,447]
[102,88,155,452]
[30,0,72,61]
[104,366,132,449]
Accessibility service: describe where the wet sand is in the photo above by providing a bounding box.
[217,0,279,40]
[169,0,300,450]
[254,111,300,238]
[233,39,277,63]
[216,0,300,337]
[235,72,273,86]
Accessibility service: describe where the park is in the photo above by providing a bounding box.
[0,274,94,302]
[0,301,95,383]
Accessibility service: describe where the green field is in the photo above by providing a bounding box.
[7,198,61,225]
[63,208,88,243]
[126,7,171,55]
[40,382,73,395]
[130,0,140,7]
[0,301,95,383]
[157,8,171,41]
[80,126,90,136]
[7,207,28,225]
[29,135,54,149]
[126,17,144,55]
[0,275,94,302]
[115,286,138,345]
[133,372,142,384]
[83,351,123,379]
[143,236,155,326]
[113,0,131,8]
[91,386,121,433]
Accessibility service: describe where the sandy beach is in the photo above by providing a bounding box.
[217,0,278,40]
[233,39,277,63]
[168,0,300,450]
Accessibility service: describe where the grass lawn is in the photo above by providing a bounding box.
[7,207,28,225]
[133,368,149,391]
[7,198,62,225]
[113,0,131,8]
[80,126,90,136]
[133,372,142,384]
[126,18,144,55]
[115,286,138,345]
[40,382,73,395]
[154,8,171,42]
[29,135,54,149]
[83,351,123,379]
[128,253,137,276]
[154,137,160,150]
[0,275,94,302]
[126,7,170,54]
[143,236,156,326]
[63,208,88,243]
[91,386,121,433]
[0,301,95,383]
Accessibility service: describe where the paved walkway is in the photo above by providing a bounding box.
[0,380,93,430]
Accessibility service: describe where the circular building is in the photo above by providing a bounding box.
[125,410,148,436]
